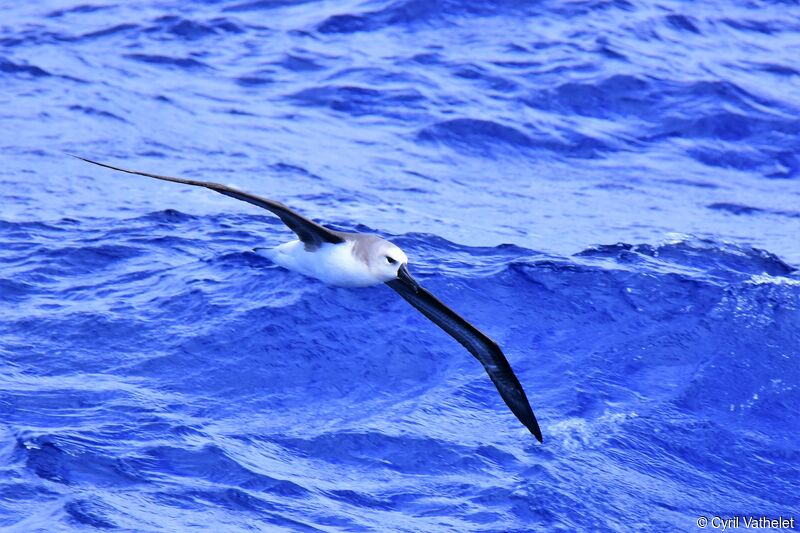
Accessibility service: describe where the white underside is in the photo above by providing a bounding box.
[257,240,384,287]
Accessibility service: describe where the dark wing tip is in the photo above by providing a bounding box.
[68,153,136,175]
[506,385,543,442]
[67,153,91,163]
[528,418,543,443]
[516,393,543,442]
[66,153,94,163]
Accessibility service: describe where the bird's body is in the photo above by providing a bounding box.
[260,236,404,288]
[261,240,366,286]
[74,155,543,442]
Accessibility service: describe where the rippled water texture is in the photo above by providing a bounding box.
[2,1,800,531]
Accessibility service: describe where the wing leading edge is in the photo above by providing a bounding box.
[72,156,344,249]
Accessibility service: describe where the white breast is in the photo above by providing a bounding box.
[260,240,383,287]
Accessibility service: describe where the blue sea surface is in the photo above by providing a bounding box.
[2,1,800,530]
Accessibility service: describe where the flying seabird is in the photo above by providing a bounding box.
[73,156,543,442]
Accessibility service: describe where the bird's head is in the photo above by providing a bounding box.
[370,241,419,291]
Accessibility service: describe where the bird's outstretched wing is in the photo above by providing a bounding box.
[72,156,345,249]
[386,279,542,441]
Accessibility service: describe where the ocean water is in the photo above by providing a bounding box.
[1,0,799,531]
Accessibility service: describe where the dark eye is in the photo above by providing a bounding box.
[386,256,397,264]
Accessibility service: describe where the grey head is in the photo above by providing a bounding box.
[346,233,419,289]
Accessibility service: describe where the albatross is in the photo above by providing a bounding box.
[74,156,543,442]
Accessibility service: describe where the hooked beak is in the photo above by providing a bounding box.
[397,263,420,293]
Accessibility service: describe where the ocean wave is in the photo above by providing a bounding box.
[2,221,798,528]
[417,118,616,157]
[0,58,51,78]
